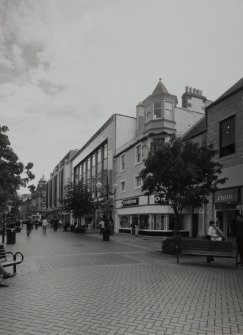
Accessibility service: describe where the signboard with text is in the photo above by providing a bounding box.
[122,197,139,207]
[215,188,239,204]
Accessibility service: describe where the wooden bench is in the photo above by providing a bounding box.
[176,239,239,268]
[0,244,24,274]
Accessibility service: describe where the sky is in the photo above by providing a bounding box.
[0,0,243,194]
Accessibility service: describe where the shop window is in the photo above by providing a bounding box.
[153,214,165,230]
[220,115,235,157]
[120,215,130,228]
[139,215,149,229]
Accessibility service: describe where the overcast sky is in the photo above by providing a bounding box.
[1,0,243,193]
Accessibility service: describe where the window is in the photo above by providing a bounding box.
[153,214,165,230]
[220,115,235,157]
[153,102,162,119]
[121,154,125,171]
[135,144,142,164]
[97,148,102,163]
[164,101,173,120]
[151,137,165,152]
[104,143,108,159]
[146,110,152,122]
[120,180,126,192]
[134,175,142,189]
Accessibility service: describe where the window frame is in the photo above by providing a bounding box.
[134,175,142,189]
[164,100,173,120]
[120,153,126,172]
[219,115,236,157]
[135,143,142,165]
[120,180,126,193]
[153,102,162,119]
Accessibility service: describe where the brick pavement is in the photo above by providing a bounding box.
[0,228,243,335]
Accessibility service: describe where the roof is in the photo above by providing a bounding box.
[183,117,206,141]
[206,77,243,109]
[152,78,169,96]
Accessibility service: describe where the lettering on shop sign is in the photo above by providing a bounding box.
[122,197,139,207]
[215,188,239,203]
[155,194,165,204]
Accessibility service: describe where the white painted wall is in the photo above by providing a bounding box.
[115,114,136,150]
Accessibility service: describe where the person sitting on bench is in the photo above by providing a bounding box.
[0,263,16,280]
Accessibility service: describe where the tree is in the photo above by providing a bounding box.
[0,125,35,216]
[140,136,227,235]
[63,180,94,222]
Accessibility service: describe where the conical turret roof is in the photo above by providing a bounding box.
[152,78,169,96]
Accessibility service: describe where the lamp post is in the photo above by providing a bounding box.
[96,179,118,241]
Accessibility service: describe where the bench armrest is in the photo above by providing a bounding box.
[5,251,24,265]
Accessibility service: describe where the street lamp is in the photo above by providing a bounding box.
[96,179,118,240]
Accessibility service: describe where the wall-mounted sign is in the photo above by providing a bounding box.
[215,188,239,204]
[155,194,165,204]
[122,197,139,207]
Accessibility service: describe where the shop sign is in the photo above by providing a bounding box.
[215,188,239,204]
[155,194,165,204]
[122,197,139,207]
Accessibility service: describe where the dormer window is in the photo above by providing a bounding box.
[153,102,162,119]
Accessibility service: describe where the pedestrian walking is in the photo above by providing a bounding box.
[26,217,32,237]
[42,216,49,234]
[53,217,59,232]
[236,213,243,266]
[99,218,105,235]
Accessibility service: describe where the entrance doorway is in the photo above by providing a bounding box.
[216,210,239,239]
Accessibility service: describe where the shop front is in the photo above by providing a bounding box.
[116,195,190,236]
[215,187,242,240]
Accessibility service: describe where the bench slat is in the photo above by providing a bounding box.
[177,239,238,268]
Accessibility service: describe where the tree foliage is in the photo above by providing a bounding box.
[0,125,35,215]
[140,136,227,233]
[63,180,94,220]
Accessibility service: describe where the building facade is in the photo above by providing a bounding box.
[19,176,47,219]
[114,80,211,235]
[46,150,78,224]
[71,114,136,227]
[207,78,243,240]
[183,78,243,239]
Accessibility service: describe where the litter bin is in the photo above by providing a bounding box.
[6,229,16,244]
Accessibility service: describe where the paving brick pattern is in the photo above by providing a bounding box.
[1,228,243,335]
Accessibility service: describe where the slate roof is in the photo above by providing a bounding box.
[183,117,206,141]
[207,77,243,109]
[152,78,169,96]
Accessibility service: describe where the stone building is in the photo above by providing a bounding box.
[183,77,243,239]
[46,150,78,224]
[114,79,210,235]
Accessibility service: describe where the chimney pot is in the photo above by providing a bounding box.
[193,88,197,94]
